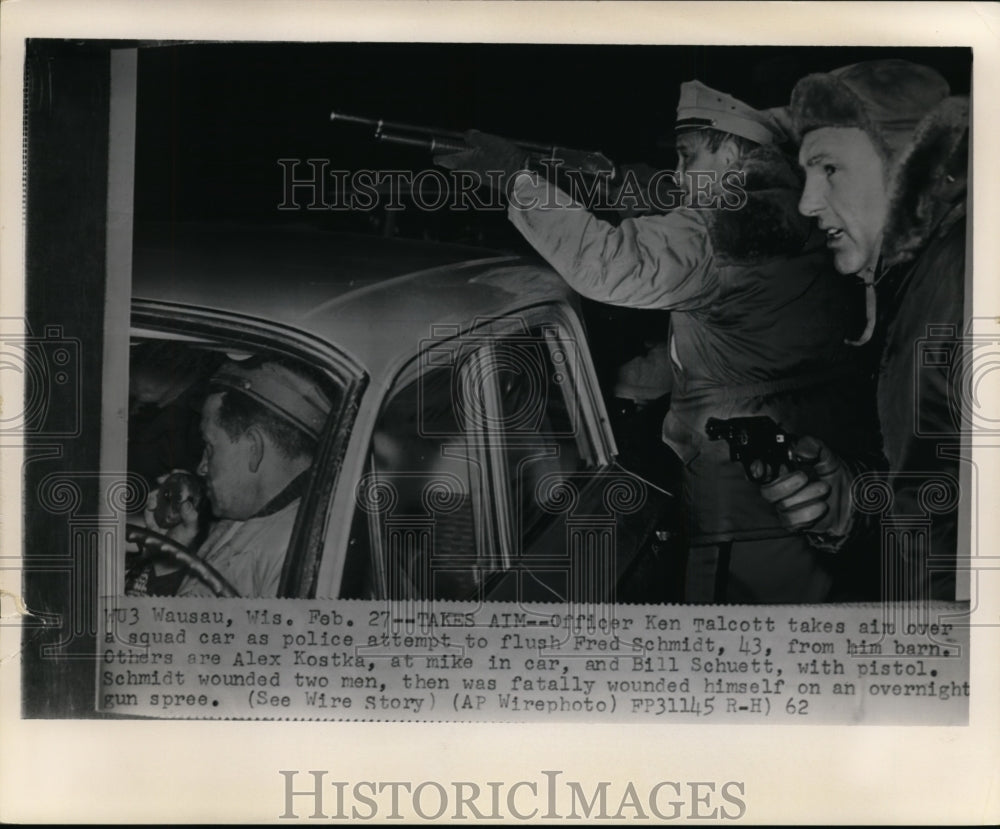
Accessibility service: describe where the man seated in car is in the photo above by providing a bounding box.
[143,358,332,598]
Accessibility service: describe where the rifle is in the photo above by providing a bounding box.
[330,111,616,179]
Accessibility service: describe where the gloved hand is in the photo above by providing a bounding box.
[758,436,855,542]
[433,130,531,194]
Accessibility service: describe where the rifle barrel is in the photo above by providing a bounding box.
[331,111,466,142]
[330,111,615,177]
[377,132,466,154]
[331,110,559,155]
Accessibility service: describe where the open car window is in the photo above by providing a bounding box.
[124,327,349,599]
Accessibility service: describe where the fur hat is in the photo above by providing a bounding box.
[790,60,950,164]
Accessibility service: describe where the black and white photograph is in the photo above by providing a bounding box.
[2,1,998,824]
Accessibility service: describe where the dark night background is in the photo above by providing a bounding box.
[132,43,971,394]
[134,43,972,236]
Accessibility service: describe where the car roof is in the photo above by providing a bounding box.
[132,223,576,376]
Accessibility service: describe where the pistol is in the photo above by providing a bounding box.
[705,416,796,484]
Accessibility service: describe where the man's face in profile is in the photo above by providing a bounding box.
[674,130,738,206]
[197,392,256,520]
[798,126,889,275]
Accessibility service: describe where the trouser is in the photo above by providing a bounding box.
[684,536,834,604]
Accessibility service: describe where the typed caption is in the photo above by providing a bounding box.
[99,600,969,723]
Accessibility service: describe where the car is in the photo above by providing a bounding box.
[124,222,677,603]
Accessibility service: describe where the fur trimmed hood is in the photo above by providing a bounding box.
[789,60,950,165]
[705,144,811,263]
[881,96,969,268]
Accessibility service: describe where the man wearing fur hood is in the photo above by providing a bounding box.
[760,60,968,602]
[437,81,878,603]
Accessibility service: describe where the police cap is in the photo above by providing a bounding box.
[211,359,332,439]
[675,80,781,146]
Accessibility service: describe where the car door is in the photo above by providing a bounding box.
[468,307,675,605]
[341,302,675,605]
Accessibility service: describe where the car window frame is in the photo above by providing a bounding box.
[358,347,497,601]
[473,305,615,567]
[344,300,614,599]
[130,299,367,599]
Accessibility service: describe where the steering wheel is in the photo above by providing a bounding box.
[126,524,241,598]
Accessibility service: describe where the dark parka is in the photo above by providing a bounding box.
[864,96,969,601]
[509,146,878,602]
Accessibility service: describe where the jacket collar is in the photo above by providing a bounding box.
[881,96,969,269]
[252,469,309,519]
[705,144,812,263]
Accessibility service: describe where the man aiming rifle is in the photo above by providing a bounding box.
[435,79,880,603]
